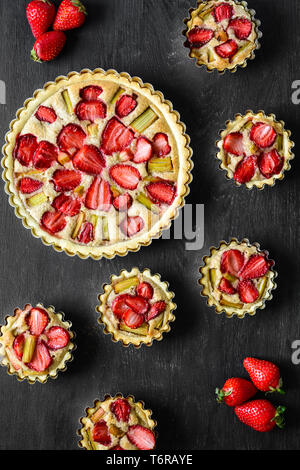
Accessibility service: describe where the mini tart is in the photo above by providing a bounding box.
[183,0,261,73]
[217,111,294,189]
[78,394,156,450]
[0,303,75,383]
[2,69,192,260]
[199,239,277,318]
[97,268,176,347]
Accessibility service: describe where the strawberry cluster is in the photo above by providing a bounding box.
[13,307,70,372]
[112,281,166,329]
[186,2,253,60]
[26,0,87,62]
[223,121,283,184]
[15,84,176,243]
[91,398,155,450]
[218,249,273,304]
[216,357,286,432]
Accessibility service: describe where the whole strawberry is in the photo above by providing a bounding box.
[235,399,286,432]
[53,0,87,31]
[26,0,56,38]
[216,378,257,407]
[244,357,285,394]
[31,31,67,62]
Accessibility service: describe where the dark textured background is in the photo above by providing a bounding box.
[0,0,299,450]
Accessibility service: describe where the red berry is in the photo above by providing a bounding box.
[229,17,252,40]
[28,341,52,372]
[78,222,94,244]
[237,280,259,304]
[75,100,107,122]
[152,133,171,156]
[235,399,285,432]
[31,31,67,62]
[220,249,245,277]
[13,334,25,360]
[123,309,144,329]
[110,399,131,422]
[215,39,238,58]
[146,181,176,205]
[239,254,271,280]
[52,194,81,217]
[111,294,132,320]
[223,132,244,156]
[46,326,70,350]
[187,27,214,47]
[127,425,155,450]
[13,134,38,167]
[53,0,87,31]
[115,94,138,118]
[109,164,141,190]
[119,216,144,237]
[85,177,112,211]
[52,169,81,192]
[132,137,153,163]
[92,420,111,446]
[26,307,49,335]
[19,177,43,194]
[233,155,257,184]
[216,377,257,407]
[146,301,166,321]
[26,0,56,39]
[218,277,236,295]
[250,122,277,149]
[125,296,149,315]
[57,123,86,156]
[136,282,153,300]
[259,149,284,179]
[35,105,57,123]
[33,140,58,169]
[243,357,284,393]
[41,210,67,234]
[113,193,133,212]
[101,117,134,155]
[73,145,106,175]
[80,85,103,101]
[213,3,233,22]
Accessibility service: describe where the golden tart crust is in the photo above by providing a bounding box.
[0,303,75,383]
[199,239,277,318]
[2,68,193,260]
[216,111,294,189]
[78,394,156,450]
[97,267,176,347]
[183,0,261,72]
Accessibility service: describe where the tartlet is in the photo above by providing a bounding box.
[78,394,156,450]
[217,111,294,189]
[2,68,193,260]
[199,239,277,318]
[183,0,261,73]
[97,268,176,347]
[0,303,75,383]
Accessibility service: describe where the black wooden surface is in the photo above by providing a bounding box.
[0,0,299,450]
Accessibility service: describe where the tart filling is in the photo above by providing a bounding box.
[184,0,260,72]
[217,111,294,188]
[97,268,176,347]
[78,395,156,450]
[3,69,192,259]
[0,303,74,383]
[199,240,276,318]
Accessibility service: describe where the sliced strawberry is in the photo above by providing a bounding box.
[250,122,277,149]
[123,308,144,329]
[239,254,270,280]
[233,155,257,184]
[187,27,214,47]
[112,294,132,320]
[215,39,238,58]
[136,282,154,300]
[13,333,25,360]
[75,100,107,122]
[52,169,81,192]
[214,2,233,22]
[116,94,138,118]
[146,301,166,321]
[101,117,135,155]
[41,210,67,234]
[13,134,38,167]
[223,132,244,156]
[85,177,112,211]
[110,398,131,423]
[125,296,149,315]
[35,106,57,124]
[146,181,176,205]
[109,164,141,190]
[92,420,111,446]
[237,280,259,304]
[111,446,124,450]
[113,193,133,212]
[152,133,171,157]
[78,222,94,244]
[19,177,43,194]
[57,123,86,156]
[120,216,144,237]
[33,140,58,169]
[80,85,103,101]
[26,307,49,335]
[52,194,81,217]
[221,249,245,276]
[229,17,252,40]
[46,326,70,350]
[218,277,236,295]
[28,341,52,372]
[258,149,284,179]
[73,145,106,175]
[132,137,153,163]
[127,425,155,450]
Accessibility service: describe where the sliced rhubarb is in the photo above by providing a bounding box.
[72,212,85,239]
[257,276,268,299]
[148,157,173,173]
[110,87,125,105]
[22,335,37,364]
[101,216,109,241]
[62,90,73,114]
[136,192,160,214]
[120,322,148,336]
[130,108,158,133]
[114,277,139,294]
[219,298,243,309]
[87,123,99,137]
[27,192,48,207]
[91,407,105,423]
[57,152,71,166]
[209,268,217,288]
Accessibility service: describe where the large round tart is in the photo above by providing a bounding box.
[2,69,193,259]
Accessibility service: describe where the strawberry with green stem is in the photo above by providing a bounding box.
[235,399,286,432]
[216,377,257,407]
[26,0,56,39]
[53,0,87,31]
[244,357,285,394]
